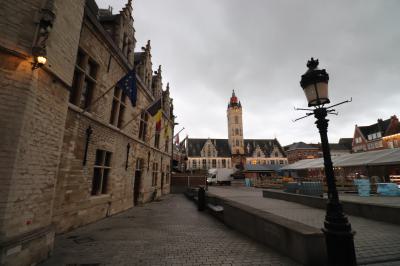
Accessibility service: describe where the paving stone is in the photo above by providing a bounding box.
[208,186,400,265]
[40,194,298,266]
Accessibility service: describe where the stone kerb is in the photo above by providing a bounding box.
[206,193,327,266]
[262,189,400,224]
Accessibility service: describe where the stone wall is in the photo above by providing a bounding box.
[52,7,173,233]
[0,0,85,264]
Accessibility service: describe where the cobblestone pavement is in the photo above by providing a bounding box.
[208,186,400,265]
[41,194,299,266]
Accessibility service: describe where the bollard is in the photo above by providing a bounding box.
[198,187,206,211]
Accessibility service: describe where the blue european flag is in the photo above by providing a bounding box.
[116,69,137,106]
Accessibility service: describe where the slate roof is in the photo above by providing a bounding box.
[186,138,285,157]
[244,139,285,157]
[338,138,353,149]
[358,118,391,137]
[286,142,319,151]
[186,139,231,157]
[329,143,350,151]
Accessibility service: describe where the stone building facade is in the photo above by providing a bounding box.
[0,0,174,265]
[185,91,287,171]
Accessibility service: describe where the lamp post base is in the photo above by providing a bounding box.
[322,227,357,266]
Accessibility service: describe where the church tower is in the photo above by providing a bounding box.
[227,90,245,168]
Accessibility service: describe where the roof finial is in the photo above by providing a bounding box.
[232,89,236,96]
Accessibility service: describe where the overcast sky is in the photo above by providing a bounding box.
[98,0,400,146]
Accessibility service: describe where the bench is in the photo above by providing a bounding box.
[207,203,224,212]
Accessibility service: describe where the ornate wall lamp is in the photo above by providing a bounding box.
[31,0,55,70]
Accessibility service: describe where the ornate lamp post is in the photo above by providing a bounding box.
[297,58,357,266]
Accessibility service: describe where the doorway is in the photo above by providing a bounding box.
[134,158,143,206]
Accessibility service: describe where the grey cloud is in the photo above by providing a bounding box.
[97,0,400,145]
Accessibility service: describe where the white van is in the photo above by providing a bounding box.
[207,168,235,185]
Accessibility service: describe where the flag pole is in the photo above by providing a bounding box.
[119,97,162,130]
[80,84,116,115]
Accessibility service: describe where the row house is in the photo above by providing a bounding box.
[352,115,400,152]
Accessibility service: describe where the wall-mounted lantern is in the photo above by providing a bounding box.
[31,0,55,70]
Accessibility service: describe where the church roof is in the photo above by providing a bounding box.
[186,139,231,157]
[244,139,285,157]
[186,138,285,157]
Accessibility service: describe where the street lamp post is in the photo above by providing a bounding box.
[298,58,357,266]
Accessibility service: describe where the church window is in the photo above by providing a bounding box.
[110,86,127,128]
[235,116,238,124]
[70,49,98,109]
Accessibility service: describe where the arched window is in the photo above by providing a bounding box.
[235,116,239,124]
[236,140,239,146]
[235,128,239,135]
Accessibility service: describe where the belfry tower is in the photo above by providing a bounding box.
[227,90,245,168]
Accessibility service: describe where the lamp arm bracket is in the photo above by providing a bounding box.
[326,97,352,110]
[292,113,313,122]
[294,107,314,111]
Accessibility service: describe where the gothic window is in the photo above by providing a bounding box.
[139,112,149,141]
[109,86,127,128]
[152,162,158,186]
[147,152,151,170]
[165,165,170,183]
[164,137,169,152]
[235,116,238,124]
[154,130,160,149]
[70,49,98,109]
[235,128,239,135]
[91,150,111,196]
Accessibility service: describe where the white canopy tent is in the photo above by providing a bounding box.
[281,148,400,170]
